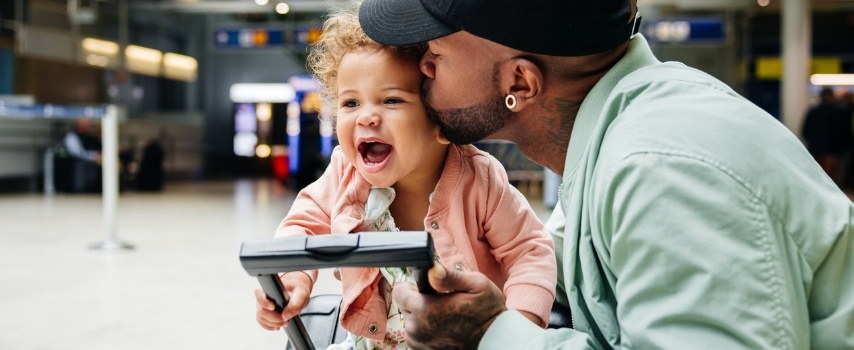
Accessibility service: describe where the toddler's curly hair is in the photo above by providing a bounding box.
[307,0,426,124]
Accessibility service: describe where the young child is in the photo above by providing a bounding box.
[254,2,556,349]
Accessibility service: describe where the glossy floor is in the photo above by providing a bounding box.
[0,179,552,350]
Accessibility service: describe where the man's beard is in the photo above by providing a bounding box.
[423,90,513,145]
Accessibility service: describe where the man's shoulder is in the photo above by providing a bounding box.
[617,61,733,95]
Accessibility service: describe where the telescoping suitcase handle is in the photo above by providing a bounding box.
[240,231,437,350]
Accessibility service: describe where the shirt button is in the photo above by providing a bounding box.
[368,323,378,334]
[430,222,439,229]
[455,263,464,271]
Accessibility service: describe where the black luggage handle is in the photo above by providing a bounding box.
[240,231,436,350]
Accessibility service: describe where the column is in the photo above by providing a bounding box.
[781,0,811,138]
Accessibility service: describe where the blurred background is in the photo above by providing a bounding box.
[0,0,853,191]
[0,0,853,349]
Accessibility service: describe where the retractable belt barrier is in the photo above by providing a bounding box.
[0,103,133,251]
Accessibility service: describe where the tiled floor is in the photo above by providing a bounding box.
[0,179,552,350]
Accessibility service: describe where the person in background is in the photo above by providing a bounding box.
[253,2,556,349]
[802,87,848,183]
[359,0,854,348]
[63,117,101,163]
[56,117,103,192]
[837,89,854,192]
[135,135,164,192]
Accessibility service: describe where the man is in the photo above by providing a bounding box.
[359,0,854,349]
[802,87,848,183]
[57,117,103,192]
[64,117,102,163]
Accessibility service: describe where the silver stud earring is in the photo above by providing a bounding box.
[505,94,517,110]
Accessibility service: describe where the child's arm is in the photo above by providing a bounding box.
[481,157,558,328]
[273,147,352,284]
[255,147,347,331]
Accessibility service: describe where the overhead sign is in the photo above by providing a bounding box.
[294,27,322,48]
[755,57,842,80]
[0,103,107,119]
[214,28,285,49]
[642,17,725,44]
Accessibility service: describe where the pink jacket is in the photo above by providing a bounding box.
[276,144,556,341]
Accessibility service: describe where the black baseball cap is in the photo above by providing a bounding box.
[359,0,640,57]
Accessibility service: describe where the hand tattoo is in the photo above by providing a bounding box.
[407,295,506,349]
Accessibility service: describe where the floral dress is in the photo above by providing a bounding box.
[327,187,439,350]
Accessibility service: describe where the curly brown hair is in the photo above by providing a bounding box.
[307,0,426,123]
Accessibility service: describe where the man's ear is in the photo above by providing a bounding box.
[503,58,543,112]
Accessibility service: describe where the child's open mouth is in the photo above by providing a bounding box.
[359,141,393,166]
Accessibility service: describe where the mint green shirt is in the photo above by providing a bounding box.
[481,35,854,349]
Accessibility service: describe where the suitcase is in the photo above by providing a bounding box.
[285,294,347,350]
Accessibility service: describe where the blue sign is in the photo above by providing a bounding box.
[214,28,286,49]
[642,17,725,44]
[294,27,322,48]
[0,104,108,119]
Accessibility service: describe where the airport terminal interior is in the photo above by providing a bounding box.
[1,0,854,348]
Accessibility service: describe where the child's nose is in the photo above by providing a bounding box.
[356,107,381,126]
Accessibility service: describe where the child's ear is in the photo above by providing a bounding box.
[436,129,451,145]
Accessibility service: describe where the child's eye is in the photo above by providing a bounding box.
[425,50,439,60]
[385,98,403,105]
[341,100,359,108]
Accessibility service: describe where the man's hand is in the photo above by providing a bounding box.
[254,272,312,330]
[393,263,508,349]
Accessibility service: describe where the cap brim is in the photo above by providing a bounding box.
[359,0,458,46]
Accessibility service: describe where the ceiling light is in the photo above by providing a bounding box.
[125,45,163,76]
[163,53,198,82]
[256,144,272,158]
[85,54,110,67]
[810,74,854,86]
[256,103,272,122]
[230,83,296,103]
[81,37,119,55]
[275,2,290,14]
[126,45,162,63]
[163,53,197,70]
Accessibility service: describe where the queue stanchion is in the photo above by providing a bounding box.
[90,105,134,251]
[0,102,132,251]
[43,145,56,196]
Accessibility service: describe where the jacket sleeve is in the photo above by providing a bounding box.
[273,148,345,283]
[483,151,815,349]
[481,156,557,327]
[596,152,805,349]
[480,311,599,349]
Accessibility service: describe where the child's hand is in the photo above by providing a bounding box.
[254,272,313,331]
